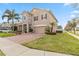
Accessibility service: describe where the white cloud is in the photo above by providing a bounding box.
[70,14,76,18]
[64,3,79,10]
[70,10,79,18]
[64,3,71,6]
[71,10,79,14]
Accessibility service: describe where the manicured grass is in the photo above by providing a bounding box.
[0,33,16,37]
[0,50,5,56]
[23,33,79,56]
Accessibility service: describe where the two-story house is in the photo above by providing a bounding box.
[15,8,57,33]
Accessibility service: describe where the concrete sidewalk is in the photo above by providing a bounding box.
[67,32,79,40]
[0,38,70,56]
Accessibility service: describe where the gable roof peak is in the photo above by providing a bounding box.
[32,8,51,12]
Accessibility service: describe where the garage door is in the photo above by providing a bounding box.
[34,26,46,33]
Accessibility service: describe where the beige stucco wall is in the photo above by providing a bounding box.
[16,8,57,33]
[31,9,57,26]
[21,12,32,25]
[31,9,51,27]
[31,8,57,33]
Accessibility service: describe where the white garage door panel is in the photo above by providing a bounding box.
[34,27,45,33]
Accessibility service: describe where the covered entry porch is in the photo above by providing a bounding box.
[16,23,30,33]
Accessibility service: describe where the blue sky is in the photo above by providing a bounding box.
[0,3,77,28]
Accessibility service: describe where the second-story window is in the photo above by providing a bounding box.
[41,15,43,20]
[24,16,26,20]
[23,16,26,20]
[41,14,47,20]
[34,16,38,21]
[45,14,47,19]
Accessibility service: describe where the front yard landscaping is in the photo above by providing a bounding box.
[0,50,5,56]
[23,32,79,56]
[0,33,16,37]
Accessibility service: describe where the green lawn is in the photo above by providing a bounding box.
[0,33,16,37]
[0,50,5,56]
[23,33,79,56]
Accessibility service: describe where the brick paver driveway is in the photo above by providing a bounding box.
[5,33,44,44]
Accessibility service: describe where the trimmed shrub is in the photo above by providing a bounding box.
[0,31,3,33]
[29,28,33,32]
[45,32,56,35]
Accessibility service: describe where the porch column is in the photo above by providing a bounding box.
[17,25,19,31]
[22,24,24,33]
[27,24,29,33]
[27,17,29,33]
[18,25,20,31]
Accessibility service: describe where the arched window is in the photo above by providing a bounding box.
[22,16,26,20]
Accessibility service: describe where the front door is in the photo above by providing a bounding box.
[14,26,17,31]
[19,25,22,32]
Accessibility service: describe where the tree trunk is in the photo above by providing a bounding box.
[73,28,76,34]
[51,27,52,32]
[12,19,14,32]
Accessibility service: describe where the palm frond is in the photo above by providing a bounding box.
[14,13,19,16]
[14,13,20,21]
[7,18,11,23]
[4,9,11,14]
[2,15,9,20]
[2,9,20,27]
[15,16,20,22]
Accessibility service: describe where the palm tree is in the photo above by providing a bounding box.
[65,21,73,31]
[71,18,77,34]
[68,21,73,30]
[2,9,20,32]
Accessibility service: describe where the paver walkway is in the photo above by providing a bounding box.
[0,38,70,56]
[5,33,44,44]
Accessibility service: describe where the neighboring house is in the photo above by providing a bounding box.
[75,19,79,31]
[15,8,57,33]
[1,22,11,28]
[76,23,79,31]
[0,22,12,32]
